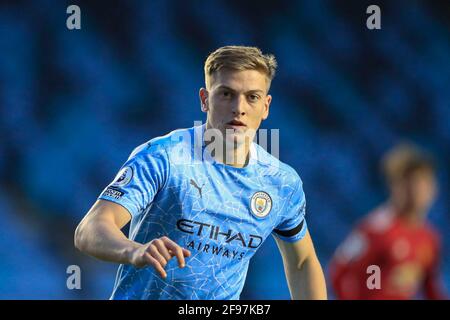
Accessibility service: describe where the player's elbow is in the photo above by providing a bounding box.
[74,220,88,252]
[297,253,320,271]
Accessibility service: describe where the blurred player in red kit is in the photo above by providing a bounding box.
[329,144,447,299]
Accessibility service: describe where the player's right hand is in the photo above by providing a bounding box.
[128,236,191,278]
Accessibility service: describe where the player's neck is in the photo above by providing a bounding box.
[390,202,425,226]
[204,123,251,168]
[205,141,250,168]
[226,143,250,168]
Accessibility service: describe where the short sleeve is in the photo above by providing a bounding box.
[98,143,170,218]
[272,178,308,243]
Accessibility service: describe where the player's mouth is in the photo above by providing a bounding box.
[225,120,247,131]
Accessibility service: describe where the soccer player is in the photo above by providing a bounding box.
[74,46,327,300]
[329,144,447,299]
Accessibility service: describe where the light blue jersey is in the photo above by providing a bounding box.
[99,124,307,300]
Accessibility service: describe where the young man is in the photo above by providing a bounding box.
[75,46,327,300]
[329,144,447,299]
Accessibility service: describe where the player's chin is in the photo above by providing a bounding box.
[225,132,250,146]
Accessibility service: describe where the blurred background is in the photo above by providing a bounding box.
[0,0,448,299]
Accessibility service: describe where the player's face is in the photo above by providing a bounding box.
[392,169,437,217]
[200,69,272,146]
[406,169,437,214]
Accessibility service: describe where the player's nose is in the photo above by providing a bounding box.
[231,95,246,116]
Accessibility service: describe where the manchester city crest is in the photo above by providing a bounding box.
[250,191,272,218]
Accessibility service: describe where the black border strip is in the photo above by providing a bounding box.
[273,221,304,237]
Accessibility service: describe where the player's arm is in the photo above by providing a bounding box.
[275,229,327,300]
[75,199,136,264]
[75,200,190,279]
[75,144,190,278]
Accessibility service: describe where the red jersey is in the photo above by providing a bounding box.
[329,205,446,299]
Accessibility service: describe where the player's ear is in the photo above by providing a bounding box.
[262,94,272,120]
[199,88,209,113]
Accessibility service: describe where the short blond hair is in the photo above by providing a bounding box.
[204,45,277,90]
[381,143,435,184]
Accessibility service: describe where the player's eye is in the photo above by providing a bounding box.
[248,94,260,102]
[221,91,232,98]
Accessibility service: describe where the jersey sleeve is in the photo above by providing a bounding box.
[98,143,170,219]
[272,178,308,243]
